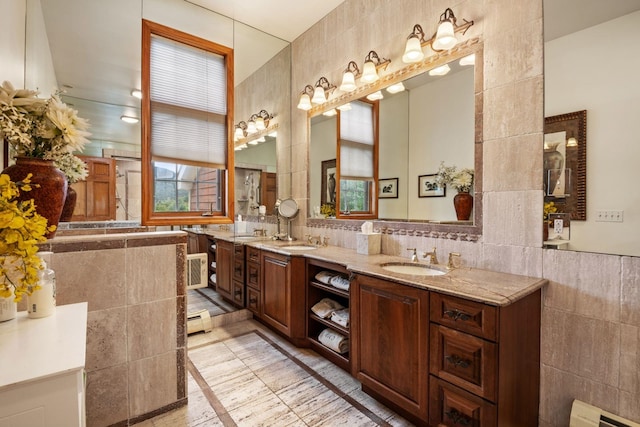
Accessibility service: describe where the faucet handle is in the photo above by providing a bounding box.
[447,252,461,269]
[407,248,418,262]
[407,247,417,254]
[322,236,330,246]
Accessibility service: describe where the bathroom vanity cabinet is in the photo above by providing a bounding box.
[245,246,262,315]
[351,272,541,427]
[207,236,216,288]
[351,273,430,421]
[306,259,351,372]
[260,250,306,346]
[216,240,246,308]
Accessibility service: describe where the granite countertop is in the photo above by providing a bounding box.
[249,242,547,307]
[182,229,547,306]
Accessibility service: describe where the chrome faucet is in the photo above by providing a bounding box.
[407,248,418,262]
[423,247,439,265]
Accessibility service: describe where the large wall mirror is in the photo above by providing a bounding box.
[309,42,482,238]
[544,0,640,256]
[23,0,289,224]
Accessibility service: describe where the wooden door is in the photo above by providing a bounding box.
[351,273,429,422]
[215,240,233,300]
[71,156,116,221]
[260,251,306,343]
[260,172,277,213]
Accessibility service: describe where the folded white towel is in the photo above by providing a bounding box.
[311,298,344,318]
[318,328,349,354]
[330,308,349,328]
[329,275,350,291]
[315,271,337,285]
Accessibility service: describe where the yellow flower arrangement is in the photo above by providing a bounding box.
[320,203,336,218]
[543,201,558,221]
[0,173,54,302]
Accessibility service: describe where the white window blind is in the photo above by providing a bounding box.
[340,101,374,178]
[150,35,227,167]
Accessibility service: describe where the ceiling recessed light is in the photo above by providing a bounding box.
[131,89,143,99]
[120,115,139,124]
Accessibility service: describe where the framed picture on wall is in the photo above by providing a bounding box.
[321,159,336,206]
[379,178,399,199]
[418,174,445,197]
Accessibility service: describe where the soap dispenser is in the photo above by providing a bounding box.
[27,252,56,319]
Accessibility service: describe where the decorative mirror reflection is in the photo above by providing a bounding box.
[544,2,640,256]
[23,0,288,224]
[309,50,477,226]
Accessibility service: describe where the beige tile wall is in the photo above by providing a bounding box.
[244,0,640,424]
[45,231,187,427]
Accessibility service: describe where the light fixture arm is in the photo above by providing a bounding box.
[301,84,314,97]
[407,24,426,43]
[344,61,361,77]
[315,76,336,94]
[364,50,391,70]
[426,8,474,50]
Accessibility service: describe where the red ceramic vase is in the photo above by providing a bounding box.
[60,186,77,222]
[2,157,68,238]
[453,191,473,221]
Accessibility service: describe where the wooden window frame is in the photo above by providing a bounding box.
[141,19,235,226]
[336,99,379,219]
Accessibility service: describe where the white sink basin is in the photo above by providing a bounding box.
[279,245,317,251]
[380,262,446,276]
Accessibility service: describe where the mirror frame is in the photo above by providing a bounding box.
[544,110,587,220]
[306,39,484,241]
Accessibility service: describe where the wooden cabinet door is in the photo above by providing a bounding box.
[71,156,116,221]
[351,273,429,422]
[215,240,233,300]
[262,252,290,332]
[261,251,305,343]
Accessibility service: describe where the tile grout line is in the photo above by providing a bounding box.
[193,288,233,313]
[254,330,392,427]
[186,358,238,427]
[189,327,394,426]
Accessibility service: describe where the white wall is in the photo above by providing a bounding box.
[0,0,26,87]
[309,116,337,212]
[25,0,57,96]
[545,11,640,256]
[379,91,409,219]
[408,67,475,221]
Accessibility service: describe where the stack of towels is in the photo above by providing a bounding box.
[318,328,349,354]
[314,271,350,291]
[311,298,350,328]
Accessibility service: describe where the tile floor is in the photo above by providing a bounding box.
[137,289,414,426]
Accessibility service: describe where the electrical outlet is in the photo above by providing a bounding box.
[595,210,624,222]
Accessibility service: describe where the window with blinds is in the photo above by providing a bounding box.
[337,100,378,218]
[141,20,234,225]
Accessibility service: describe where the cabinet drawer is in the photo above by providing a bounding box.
[247,246,261,263]
[247,261,261,290]
[430,324,497,401]
[430,293,498,341]
[233,260,245,282]
[247,287,260,315]
[233,280,244,306]
[234,244,245,257]
[429,376,496,427]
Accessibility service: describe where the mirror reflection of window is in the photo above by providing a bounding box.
[337,99,378,218]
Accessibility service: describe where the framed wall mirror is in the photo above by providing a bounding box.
[308,41,482,239]
[544,1,640,256]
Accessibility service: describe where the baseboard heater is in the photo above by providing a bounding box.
[187,309,212,334]
[570,400,640,427]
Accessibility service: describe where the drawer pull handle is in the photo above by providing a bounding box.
[249,296,257,304]
[443,309,471,322]
[445,354,471,369]
[444,408,471,426]
[249,272,258,280]
[234,289,242,296]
